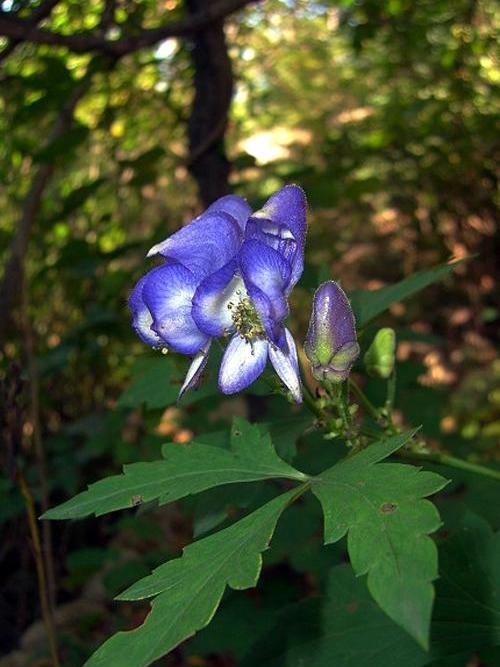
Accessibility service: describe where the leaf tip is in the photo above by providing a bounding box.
[414,628,430,652]
[40,507,62,520]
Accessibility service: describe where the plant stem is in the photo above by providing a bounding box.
[348,378,380,422]
[404,450,500,481]
[386,369,396,412]
[288,480,312,504]
[302,384,323,419]
[18,472,61,667]
[327,380,350,433]
[301,371,499,482]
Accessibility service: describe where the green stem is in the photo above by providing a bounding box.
[348,378,380,422]
[336,381,350,432]
[386,369,396,412]
[288,480,312,503]
[299,370,499,483]
[404,450,500,481]
[302,384,323,419]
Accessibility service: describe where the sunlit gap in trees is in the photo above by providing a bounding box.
[155,38,178,61]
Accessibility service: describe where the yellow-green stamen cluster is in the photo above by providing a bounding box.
[228,292,265,342]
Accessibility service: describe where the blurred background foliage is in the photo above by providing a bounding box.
[0,0,498,665]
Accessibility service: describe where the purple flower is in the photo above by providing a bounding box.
[304,281,359,383]
[129,186,307,402]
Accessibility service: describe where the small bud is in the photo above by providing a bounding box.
[304,281,360,384]
[364,328,396,379]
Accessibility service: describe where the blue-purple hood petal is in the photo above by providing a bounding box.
[247,184,306,288]
[147,210,242,281]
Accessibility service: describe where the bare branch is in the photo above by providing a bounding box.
[0,0,260,56]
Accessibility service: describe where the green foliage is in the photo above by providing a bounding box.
[240,565,429,667]
[311,431,448,647]
[117,356,196,410]
[43,418,306,519]
[82,488,301,667]
[117,354,219,409]
[46,178,107,225]
[432,512,500,655]
[240,514,500,667]
[43,416,454,666]
[34,124,90,163]
[350,259,465,327]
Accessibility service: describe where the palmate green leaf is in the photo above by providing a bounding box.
[83,488,301,667]
[239,565,428,667]
[311,431,448,648]
[43,418,306,520]
[240,514,500,667]
[431,512,500,656]
[349,259,465,327]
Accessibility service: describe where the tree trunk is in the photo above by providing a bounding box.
[185,0,233,206]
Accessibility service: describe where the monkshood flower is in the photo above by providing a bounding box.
[304,280,359,383]
[128,185,306,402]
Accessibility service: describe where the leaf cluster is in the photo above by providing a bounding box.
[46,420,448,666]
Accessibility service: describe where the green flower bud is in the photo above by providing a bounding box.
[364,328,396,379]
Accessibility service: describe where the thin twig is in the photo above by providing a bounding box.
[21,282,57,609]
[302,376,500,482]
[18,471,61,667]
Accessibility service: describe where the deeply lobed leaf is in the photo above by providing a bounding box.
[431,512,500,653]
[43,417,306,520]
[83,488,301,667]
[311,431,448,648]
[239,514,500,667]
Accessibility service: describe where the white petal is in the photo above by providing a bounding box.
[178,340,212,400]
[269,328,302,403]
[219,335,268,394]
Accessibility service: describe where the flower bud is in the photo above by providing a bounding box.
[304,281,360,383]
[364,328,396,379]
